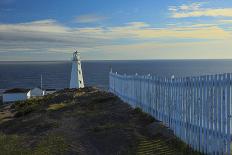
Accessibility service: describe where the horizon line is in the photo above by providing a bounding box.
[1,58,232,62]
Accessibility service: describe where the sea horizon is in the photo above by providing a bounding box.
[2,59,232,90]
[1,58,232,62]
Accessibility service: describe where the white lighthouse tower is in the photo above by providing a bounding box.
[69,51,84,88]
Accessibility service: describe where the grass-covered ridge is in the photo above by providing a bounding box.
[0,87,203,155]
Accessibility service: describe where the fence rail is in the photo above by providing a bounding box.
[109,72,232,155]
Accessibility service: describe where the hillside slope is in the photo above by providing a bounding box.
[0,87,202,155]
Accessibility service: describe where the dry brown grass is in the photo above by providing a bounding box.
[47,103,67,111]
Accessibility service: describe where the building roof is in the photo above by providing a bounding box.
[4,88,30,94]
[0,89,6,94]
[31,87,42,90]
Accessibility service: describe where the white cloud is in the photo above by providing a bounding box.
[170,3,202,12]
[74,14,107,23]
[169,2,232,18]
[220,19,232,24]
[1,19,229,42]
[126,22,150,28]
[0,19,231,60]
[85,39,232,60]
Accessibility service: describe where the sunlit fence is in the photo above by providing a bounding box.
[109,71,232,155]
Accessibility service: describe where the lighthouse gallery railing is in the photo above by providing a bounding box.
[109,72,232,155]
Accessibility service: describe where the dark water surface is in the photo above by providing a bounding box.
[1,60,232,90]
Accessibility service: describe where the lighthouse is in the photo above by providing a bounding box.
[69,51,84,88]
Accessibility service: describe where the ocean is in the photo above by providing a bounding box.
[1,60,232,90]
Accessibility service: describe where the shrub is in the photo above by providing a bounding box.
[14,103,39,117]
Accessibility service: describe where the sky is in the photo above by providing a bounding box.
[0,0,232,60]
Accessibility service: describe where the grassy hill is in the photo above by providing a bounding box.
[0,87,203,155]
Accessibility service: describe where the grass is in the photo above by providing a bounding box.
[33,134,68,155]
[91,123,119,132]
[0,88,204,155]
[133,107,155,124]
[0,133,29,155]
[12,98,42,117]
[47,103,67,111]
[0,133,68,155]
[136,135,177,155]
[11,96,69,116]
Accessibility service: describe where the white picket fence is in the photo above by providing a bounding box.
[109,71,232,155]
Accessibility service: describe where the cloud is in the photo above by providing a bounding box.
[1,19,229,43]
[169,3,202,12]
[173,9,232,18]
[169,2,232,18]
[0,19,231,60]
[220,19,232,24]
[82,39,232,60]
[126,22,150,28]
[74,14,107,23]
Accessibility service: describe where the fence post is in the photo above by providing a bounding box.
[206,75,210,154]
[226,73,231,155]
[217,74,221,154]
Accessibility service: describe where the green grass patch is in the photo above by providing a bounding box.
[0,133,29,155]
[0,133,68,155]
[33,134,68,155]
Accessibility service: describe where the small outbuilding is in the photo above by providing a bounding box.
[3,88,31,103]
[30,87,44,97]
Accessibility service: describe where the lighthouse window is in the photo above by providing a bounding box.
[79,81,82,84]
[79,70,81,74]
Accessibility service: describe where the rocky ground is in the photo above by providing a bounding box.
[0,87,203,155]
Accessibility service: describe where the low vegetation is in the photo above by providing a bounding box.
[0,87,203,155]
[0,133,28,155]
[0,133,68,155]
[11,98,43,117]
[47,103,67,111]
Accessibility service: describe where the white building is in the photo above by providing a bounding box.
[69,51,84,88]
[3,88,31,103]
[31,87,57,97]
[43,89,56,95]
[30,87,43,97]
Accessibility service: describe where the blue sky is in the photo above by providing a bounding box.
[0,0,232,60]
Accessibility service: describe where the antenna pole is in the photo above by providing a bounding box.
[40,74,43,90]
